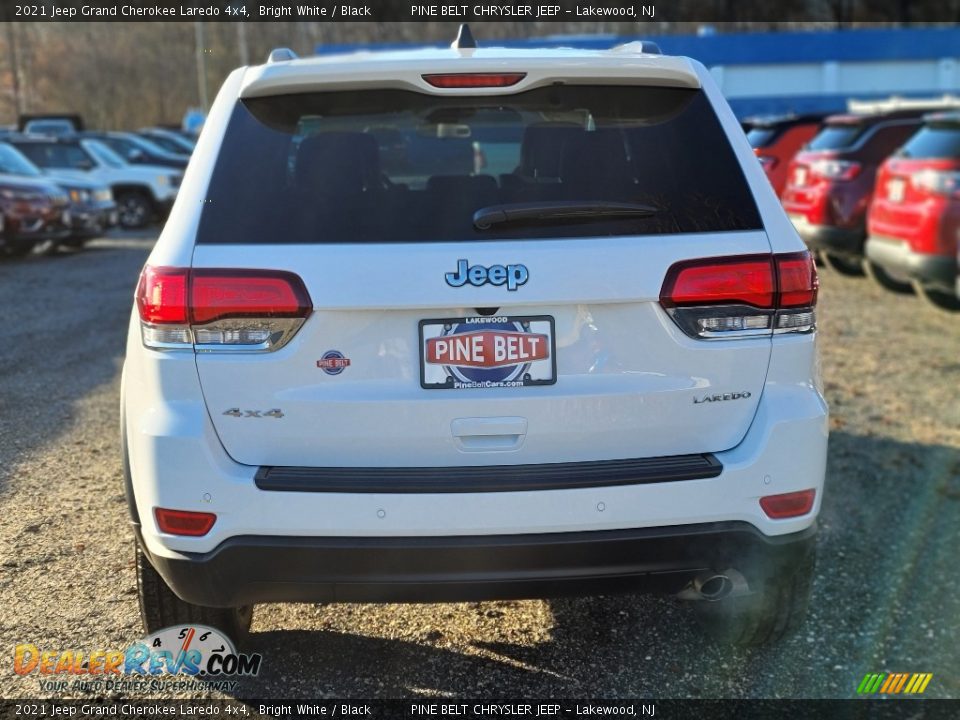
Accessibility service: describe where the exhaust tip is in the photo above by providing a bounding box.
[694,573,733,601]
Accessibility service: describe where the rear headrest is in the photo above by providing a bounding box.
[426,174,498,195]
[295,132,381,194]
[518,123,583,180]
[560,130,636,191]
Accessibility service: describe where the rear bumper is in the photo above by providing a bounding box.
[69,200,118,237]
[865,236,957,292]
[139,521,817,607]
[788,214,863,256]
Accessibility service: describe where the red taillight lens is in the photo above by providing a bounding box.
[154,507,216,536]
[809,159,861,181]
[422,73,526,88]
[135,266,312,351]
[136,266,188,324]
[776,252,819,308]
[759,489,816,519]
[660,252,818,339]
[660,256,776,309]
[910,169,960,198]
[191,270,311,325]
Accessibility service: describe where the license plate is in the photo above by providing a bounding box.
[419,315,556,390]
[887,178,906,203]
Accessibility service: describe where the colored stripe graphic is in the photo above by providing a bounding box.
[857,673,932,694]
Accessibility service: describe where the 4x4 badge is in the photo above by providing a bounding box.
[223,408,284,418]
[445,259,529,291]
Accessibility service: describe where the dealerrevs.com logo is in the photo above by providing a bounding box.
[14,625,262,694]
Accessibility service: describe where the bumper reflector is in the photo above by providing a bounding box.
[154,508,217,537]
[759,489,816,519]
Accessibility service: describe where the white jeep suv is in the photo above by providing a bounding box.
[122,34,827,647]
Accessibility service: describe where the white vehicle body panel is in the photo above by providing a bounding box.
[123,45,828,560]
[191,232,773,467]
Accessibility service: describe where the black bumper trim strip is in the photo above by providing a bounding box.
[254,453,723,493]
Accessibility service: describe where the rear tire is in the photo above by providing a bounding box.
[693,547,815,646]
[863,259,913,294]
[135,542,253,648]
[62,236,89,250]
[1,243,34,259]
[912,281,960,312]
[820,252,864,277]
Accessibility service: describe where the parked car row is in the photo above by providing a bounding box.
[0,125,192,258]
[746,101,960,311]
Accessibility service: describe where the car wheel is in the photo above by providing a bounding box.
[820,252,864,277]
[692,547,815,646]
[912,281,960,312]
[135,542,254,648]
[863,259,913,294]
[1,243,35,259]
[62,236,88,250]
[116,192,153,229]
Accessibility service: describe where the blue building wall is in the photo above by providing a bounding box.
[316,28,960,119]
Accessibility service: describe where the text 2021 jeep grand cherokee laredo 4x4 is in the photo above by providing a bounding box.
[122,38,828,647]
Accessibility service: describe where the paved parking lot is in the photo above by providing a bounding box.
[0,233,957,700]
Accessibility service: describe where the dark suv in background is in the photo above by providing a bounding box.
[81,131,188,169]
[781,109,930,280]
[746,113,825,196]
[0,141,116,251]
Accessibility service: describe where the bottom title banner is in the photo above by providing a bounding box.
[2,700,958,720]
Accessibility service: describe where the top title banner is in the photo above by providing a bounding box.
[0,0,955,22]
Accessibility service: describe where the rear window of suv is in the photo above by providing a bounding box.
[197,85,761,244]
[746,127,780,148]
[897,125,960,159]
[806,124,865,151]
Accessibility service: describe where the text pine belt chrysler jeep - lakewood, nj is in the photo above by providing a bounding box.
[122,30,828,647]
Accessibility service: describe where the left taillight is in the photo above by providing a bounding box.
[659,252,818,339]
[809,158,861,181]
[135,266,312,352]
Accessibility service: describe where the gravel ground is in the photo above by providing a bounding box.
[0,233,957,701]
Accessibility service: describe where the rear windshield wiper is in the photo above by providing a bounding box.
[473,201,659,230]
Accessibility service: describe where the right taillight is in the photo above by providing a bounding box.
[910,169,960,198]
[660,252,818,339]
[135,266,312,352]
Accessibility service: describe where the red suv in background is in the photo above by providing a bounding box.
[781,110,928,277]
[746,114,825,196]
[866,113,960,311]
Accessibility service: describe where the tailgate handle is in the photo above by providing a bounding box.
[451,417,527,452]
[452,417,528,437]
